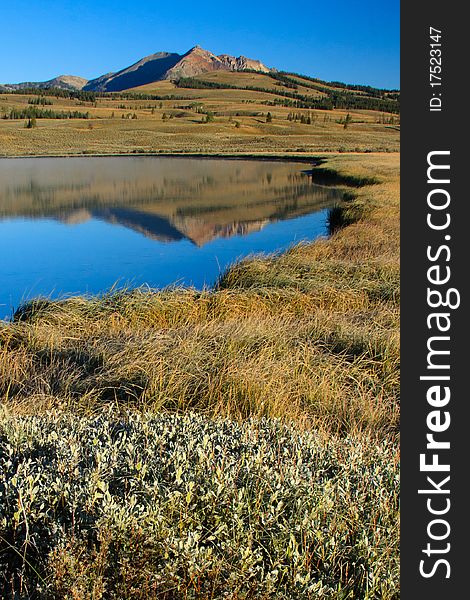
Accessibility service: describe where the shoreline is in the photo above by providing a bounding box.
[0,150,398,162]
[0,154,393,322]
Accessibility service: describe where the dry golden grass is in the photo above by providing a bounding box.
[0,77,399,156]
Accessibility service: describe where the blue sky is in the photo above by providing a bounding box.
[1,0,399,88]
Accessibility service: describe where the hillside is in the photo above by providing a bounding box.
[2,74,88,91]
[83,51,181,92]
[0,44,398,113]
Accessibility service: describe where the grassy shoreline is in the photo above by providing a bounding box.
[0,150,397,160]
[0,152,400,598]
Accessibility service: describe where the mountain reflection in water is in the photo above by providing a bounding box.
[0,157,344,319]
[0,157,343,246]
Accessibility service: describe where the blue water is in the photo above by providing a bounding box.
[0,157,342,320]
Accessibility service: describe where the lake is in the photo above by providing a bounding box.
[0,157,344,320]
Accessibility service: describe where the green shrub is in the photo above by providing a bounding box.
[0,412,399,599]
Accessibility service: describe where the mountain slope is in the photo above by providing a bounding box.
[83,52,181,92]
[3,75,88,91]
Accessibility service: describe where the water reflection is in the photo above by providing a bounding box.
[0,157,343,319]
[0,157,342,246]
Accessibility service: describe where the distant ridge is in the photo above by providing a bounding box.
[3,75,88,91]
[2,46,271,93]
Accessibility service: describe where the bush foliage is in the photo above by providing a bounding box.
[0,412,399,599]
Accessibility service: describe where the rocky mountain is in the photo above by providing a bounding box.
[218,54,270,73]
[83,45,270,91]
[2,46,270,93]
[162,46,229,81]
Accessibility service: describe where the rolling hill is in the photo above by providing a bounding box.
[1,74,88,91]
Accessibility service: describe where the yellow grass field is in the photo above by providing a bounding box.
[0,73,399,156]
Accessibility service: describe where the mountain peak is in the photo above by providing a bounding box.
[184,45,215,57]
[164,46,226,80]
[163,46,271,81]
[50,75,88,89]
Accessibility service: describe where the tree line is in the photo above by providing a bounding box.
[3,107,90,120]
[175,76,399,114]
[265,70,399,98]
[28,96,53,105]
[0,88,193,103]
[0,87,97,102]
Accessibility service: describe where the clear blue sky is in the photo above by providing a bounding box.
[1,0,399,89]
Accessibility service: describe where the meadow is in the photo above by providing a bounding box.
[0,72,399,157]
[0,152,400,598]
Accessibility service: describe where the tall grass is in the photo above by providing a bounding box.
[1,281,399,437]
